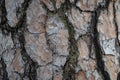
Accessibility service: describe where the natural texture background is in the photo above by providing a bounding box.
[0,0,120,80]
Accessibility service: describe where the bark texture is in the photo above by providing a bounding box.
[0,0,120,80]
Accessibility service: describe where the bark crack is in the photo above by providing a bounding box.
[57,0,79,80]
[0,58,9,80]
[0,0,39,79]
[117,72,120,80]
[90,0,111,80]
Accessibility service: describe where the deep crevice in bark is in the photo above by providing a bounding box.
[0,0,12,34]
[16,0,38,79]
[43,0,80,79]
[62,16,79,80]
[18,30,38,80]
[0,0,39,79]
[0,58,9,80]
[59,0,79,80]
[113,1,120,66]
[91,11,111,80]
[90,0,111,80]
[113,0,120,47]
[0,0,119,79]
[0,0,11,79]
[117,72,120,80]
[113,1,120,56]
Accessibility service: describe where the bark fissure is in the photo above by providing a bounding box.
[113,1,120,67]
[62,16,79,80]
[19,31,38,80]
[0,0,11,79]
[0,0,39,79]
[0,58,9,80]
[15,0,38,79]
[91,12,111,80]
[0,0,119,79]
[0,0,12,34]
[117,72,120,80]
[91,0,111,80]
[113,1,120,79]
[59,0,79,80]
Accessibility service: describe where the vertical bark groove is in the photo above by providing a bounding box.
[0,0,38,79]
[91,0,111,80]
[61,0,79,80]
[0,0,119,80]
[0,58,9,80]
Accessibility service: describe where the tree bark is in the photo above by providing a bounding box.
[0,0,120,80]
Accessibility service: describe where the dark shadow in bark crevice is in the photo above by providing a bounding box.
[0,0,39,79]
[90,0,111,80]
[16,0,39,79]
[117,72,120,80]
[58,0,79,80]
[0,58,9,80]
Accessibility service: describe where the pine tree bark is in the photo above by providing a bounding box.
[0,0,120,80]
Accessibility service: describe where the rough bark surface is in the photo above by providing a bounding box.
[0,0,120,80]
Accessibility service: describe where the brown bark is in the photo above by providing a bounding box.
[0,0,120,80]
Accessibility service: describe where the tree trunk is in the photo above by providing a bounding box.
[0,0,120,80]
